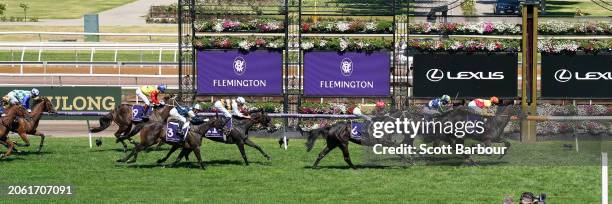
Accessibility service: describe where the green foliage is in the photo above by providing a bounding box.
[0,3,6,16]
[18,2,28,19]
[460,0,476,16]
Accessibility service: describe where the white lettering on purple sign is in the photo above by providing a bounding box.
[319,81,374,89]
[213,80,267,87]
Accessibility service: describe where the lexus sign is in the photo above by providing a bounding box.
[542,54,612,98]
[413,53,518,98]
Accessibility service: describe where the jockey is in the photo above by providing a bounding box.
[136,84,167,116]
[213,97,250,119]
[468,96,500,116]
[373,101,386,117]
[6,88,39,112]
[213,97,249,135]
[427,94,452,112]
[169,104,196,136]
[351,104,372,121]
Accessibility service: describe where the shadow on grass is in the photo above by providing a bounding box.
[303,164,395,170]
[0,157,26,162]
[119,159,267,169]
[15,151,55,156]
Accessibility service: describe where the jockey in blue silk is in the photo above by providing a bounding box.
[427,94,451,112]
[6,88,40,112]
[169,104,196,136]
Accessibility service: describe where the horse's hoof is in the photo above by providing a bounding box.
[156,159,165,164]
[116,159,125,162]
[126,159,136,164]
[266,156,271,161]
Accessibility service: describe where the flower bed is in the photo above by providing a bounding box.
[409,22,521,35]
[301,20,393,34]
[301,38,393,52]
[194,37,285,51]
[407,39,611,53]
[407,39,521,52]
[195,19,284,33]
[408,21,611,35]
[538,40,612,53]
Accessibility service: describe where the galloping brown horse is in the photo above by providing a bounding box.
[0,105,28,158]
[89,95,173,151]
[116,112,223,165]
[155,117,226,169]
[9,97,57,152]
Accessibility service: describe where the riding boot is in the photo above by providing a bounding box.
[177,121,185,137]
[142,105,151,119]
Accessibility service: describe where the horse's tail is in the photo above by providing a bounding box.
[90,111,114,133]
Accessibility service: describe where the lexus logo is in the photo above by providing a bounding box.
[554,69,572,83]
[425,69,504,82]
[553,69,612,82]
[426,69,444,82]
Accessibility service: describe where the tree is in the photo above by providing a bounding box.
[0,3,6,16]
[19,2,29,20]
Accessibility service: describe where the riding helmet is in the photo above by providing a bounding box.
[158,84,167,93]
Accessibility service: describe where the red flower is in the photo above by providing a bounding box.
[255,39,266,47]
[301,23,310,32]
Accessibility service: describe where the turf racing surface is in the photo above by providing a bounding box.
[1,137,602,203]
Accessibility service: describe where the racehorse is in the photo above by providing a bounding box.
[155,116,227,169]
[201,110,276,166]
[300,116,413,169]
[9,97,57,152]
[89,95,173,152]
[120,109,276,166]
[0,105,28,158]
[116,96,177,142]
[418,104,519,165]
[115,112,226,165]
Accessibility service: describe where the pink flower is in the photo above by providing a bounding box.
[483,22,494,33]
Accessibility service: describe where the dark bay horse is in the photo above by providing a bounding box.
[418,105,519,165]
[115,113,224,164]
[89,96,173,152]
[300,116,413,169]
[155,117,227,169]
[9,97,57,152]
[0,105,28,158]
[201,110,275,166]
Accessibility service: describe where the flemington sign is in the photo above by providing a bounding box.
[196,50,283,95]
[303,51,390,96]
[542,53,612,98]
[412,53,518,98]
[0,87,121,119]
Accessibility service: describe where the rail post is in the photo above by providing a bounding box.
[86,120,93,148]
[520,0,539,144]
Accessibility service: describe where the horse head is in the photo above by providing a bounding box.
[34,97,57,114]
[250,109,275,133]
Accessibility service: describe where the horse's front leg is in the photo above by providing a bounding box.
[0,138,14,158]
[33,131,45,152]
[244,138,271,161]
[15,130,31,147]
[157,144,180,164]
[236,141,249,166]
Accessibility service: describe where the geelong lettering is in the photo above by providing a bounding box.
[320,81,374,89]
[213,79,267,87]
